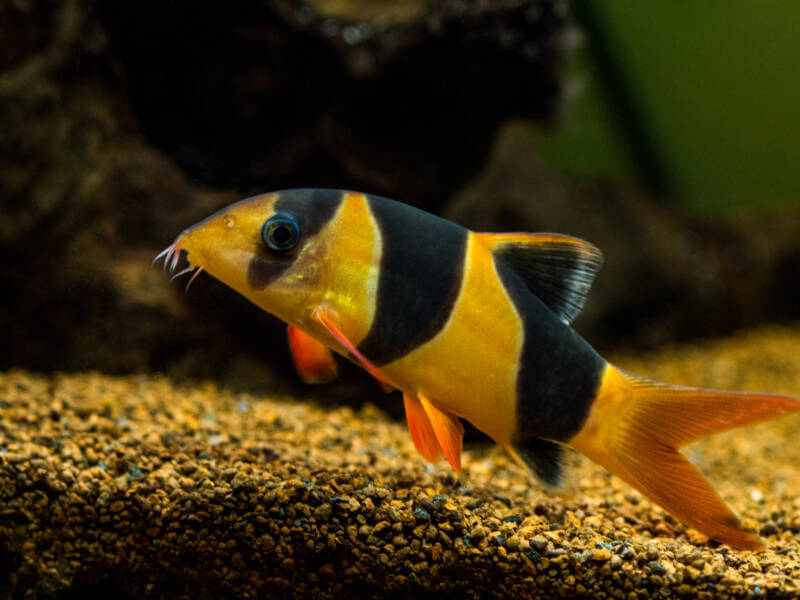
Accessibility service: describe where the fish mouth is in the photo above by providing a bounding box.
[152,236,205,292]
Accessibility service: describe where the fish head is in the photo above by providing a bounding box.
[159,189,347,326]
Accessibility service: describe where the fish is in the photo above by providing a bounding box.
[156,188,799,550]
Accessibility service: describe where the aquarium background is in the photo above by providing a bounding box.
[3,0,798,403]
[2,0,799,397]
[3,2,800,598]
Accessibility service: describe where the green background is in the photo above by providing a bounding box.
[536,1,800,212]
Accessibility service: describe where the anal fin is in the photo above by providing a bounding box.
[505,439,566,488]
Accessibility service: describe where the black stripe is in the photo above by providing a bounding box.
[247,253,294,290]
[357,194,468,366]
[247,189,343,290]
[274,188,344,239]
[494,257,605,442]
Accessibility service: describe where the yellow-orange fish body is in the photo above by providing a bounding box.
[158,188,799,550]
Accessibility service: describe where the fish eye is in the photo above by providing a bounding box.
[262,213,300,252]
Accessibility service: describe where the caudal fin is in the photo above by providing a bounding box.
[569,365,800,550]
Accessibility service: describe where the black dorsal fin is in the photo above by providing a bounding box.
[506,438,566,488]
[478,233,604,324]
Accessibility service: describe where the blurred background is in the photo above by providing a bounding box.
[2,0,799,404]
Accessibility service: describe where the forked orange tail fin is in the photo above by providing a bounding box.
[570,365,800,550]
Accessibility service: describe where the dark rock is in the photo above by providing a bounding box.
[0,0,569,388]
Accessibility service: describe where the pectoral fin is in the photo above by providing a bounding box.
[312,310,463,472]
[418,393,464,473]
[287,325,339,384]
[313,309,390,387]
[403,392,443,463]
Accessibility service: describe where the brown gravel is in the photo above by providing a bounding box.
[2,325,800,599]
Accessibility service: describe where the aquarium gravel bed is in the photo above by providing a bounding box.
[2,326,800,599]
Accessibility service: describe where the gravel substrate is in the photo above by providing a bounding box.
[2,325,800,599]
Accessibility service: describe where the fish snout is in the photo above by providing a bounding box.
[153,236,183,273]
[153,231,207,291]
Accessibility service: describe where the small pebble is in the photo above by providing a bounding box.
[531,537,548,552]
[592,548,612,562]
[648,561,667,575]
[313,503,332,520]
[760,521,778,536]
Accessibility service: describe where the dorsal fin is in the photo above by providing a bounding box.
[476,232,604,324]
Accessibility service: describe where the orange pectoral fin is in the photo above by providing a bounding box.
[404,392,443,463]
[313,310,395,392]
[418,393,464,473]
[313,309,387,382]
[287,325,339,384]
